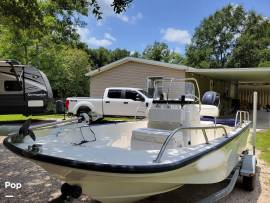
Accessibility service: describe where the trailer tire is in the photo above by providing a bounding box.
[242,174,256,191]
[76,107,91,117]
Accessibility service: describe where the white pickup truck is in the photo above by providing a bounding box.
[66,87,152,119]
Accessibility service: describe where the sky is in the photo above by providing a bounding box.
[77,0,270,54]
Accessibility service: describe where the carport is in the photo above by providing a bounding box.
[188,67,270,128]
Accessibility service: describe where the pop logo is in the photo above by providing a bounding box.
[5,181,22,190]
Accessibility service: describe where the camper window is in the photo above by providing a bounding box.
[4,80,22,91]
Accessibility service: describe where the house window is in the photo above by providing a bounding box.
[4,81,22,91]
[108,89,122,98]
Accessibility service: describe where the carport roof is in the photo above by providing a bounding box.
[188,67,270,81]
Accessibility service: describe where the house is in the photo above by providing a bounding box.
[86,57,189,97]
[86,57,270,115]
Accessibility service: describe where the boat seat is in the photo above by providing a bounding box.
[200,120,215,125]
[131,128,184,150]
[148,107,182,130]
[196,104,219,117]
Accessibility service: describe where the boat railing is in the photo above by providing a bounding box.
[234,111,250,128]
[153,125,228,163]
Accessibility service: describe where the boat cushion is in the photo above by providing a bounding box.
[131,128,184,150]
[197,104,219,117]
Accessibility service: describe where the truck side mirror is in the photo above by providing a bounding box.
[136,94,145,102]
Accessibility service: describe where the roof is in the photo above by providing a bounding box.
[188,67,270,81]
[85,57,193,77]
[85,57,270,82]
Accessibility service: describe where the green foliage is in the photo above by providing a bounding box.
[36,45,90,97]
[186,4,270,68]
[256,130,270,164]
[259,61,270,67]
[88,47,131,69]
[143,41,170,62]
[88,47,112,69]
[111,48,130,62]
[228,12,270,67]
[130,51,142,58]
[142,41,184,64]
[167,51,184,64]
[0,114,64,122]
[0,0,132,98]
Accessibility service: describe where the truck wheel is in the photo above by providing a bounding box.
[242,174,256,191]
[77,107,91,117]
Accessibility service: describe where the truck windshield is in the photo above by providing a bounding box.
[139,90,151,98]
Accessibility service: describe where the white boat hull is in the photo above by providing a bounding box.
[28,126,249,203]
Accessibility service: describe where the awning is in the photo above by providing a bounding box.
[188,67,270,81]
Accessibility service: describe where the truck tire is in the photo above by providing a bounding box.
[242,174,256,191]
[76,107,91,117]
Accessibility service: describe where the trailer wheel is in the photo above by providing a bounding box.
[77,107,91,117]
[242,174,256,191]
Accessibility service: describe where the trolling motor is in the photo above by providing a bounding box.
[9,119,36,143]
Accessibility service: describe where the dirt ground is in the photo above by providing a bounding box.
[0,135,269,203]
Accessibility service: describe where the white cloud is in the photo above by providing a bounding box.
[77,27,116,47]
[96,0,142,23]
[161,28,191,44]
[116,12,143,23]
[87,37,112,47]
[104,33,116,41]
[116,14,129,22]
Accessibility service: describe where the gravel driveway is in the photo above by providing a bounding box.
[0,133,269,203]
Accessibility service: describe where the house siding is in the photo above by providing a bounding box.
[90,61,185,97]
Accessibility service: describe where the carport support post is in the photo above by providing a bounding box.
[252,91,257,155]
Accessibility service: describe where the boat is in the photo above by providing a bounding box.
[3,78,252,203]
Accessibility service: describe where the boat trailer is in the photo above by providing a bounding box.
[200,92,258,203]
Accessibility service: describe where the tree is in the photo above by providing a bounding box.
[130,51,142,58]
[111,48,130,62]
[0,0,133,64]
[167,51,184,64]
[228,12,270,67]
[186,5,246,68]
[0,0,133,97]
[186,4,270,68]
[88,47,112,69]
[143,41,170,62]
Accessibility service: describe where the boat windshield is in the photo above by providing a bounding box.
[153,78,199,102]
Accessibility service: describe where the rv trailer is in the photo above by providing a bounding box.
[0,60,53,115]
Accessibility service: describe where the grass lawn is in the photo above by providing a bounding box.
[256,130,270,164]
[0,114,65,122]
[102,117,135,122]
[0,114,135,123]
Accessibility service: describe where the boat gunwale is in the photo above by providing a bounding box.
[3,122,251,174]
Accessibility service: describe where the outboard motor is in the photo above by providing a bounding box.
[202,91,220,107]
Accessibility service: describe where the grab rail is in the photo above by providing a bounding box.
[30,117,80,130]
[234,111,250,128]
[154,125,228,163]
